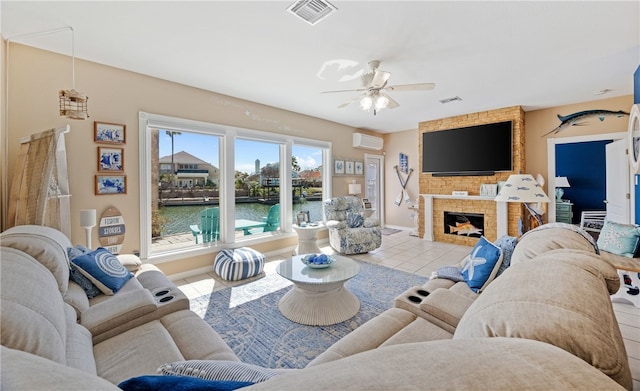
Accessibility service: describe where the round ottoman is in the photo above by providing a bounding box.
[214,247,265,281]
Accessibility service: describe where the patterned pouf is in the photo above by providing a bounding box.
[214,247,265,281]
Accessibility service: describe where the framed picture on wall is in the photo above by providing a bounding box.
[355,161,364,175]
[345,161,354,175]
[399,152,408,173]
[95,175,127,195]
[97,147,124,172]
[334,159,345,175]
[94,122,126,144]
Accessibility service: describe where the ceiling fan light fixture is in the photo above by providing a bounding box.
[374,95,389,110]
[360,95,373,110]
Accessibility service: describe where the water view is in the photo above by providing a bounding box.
[159,200,324,236]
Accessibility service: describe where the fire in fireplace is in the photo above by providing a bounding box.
[444,212,484,237]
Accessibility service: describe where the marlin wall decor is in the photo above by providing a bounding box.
[542,109,629,137]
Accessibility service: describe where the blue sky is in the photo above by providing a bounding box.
[159,131,322,174]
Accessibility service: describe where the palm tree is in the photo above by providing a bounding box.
[165,130,181,187]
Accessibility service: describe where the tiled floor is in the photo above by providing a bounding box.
[174,230,640,390]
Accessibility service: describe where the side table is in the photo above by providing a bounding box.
[292,223,325,255]
[555,201,573,224]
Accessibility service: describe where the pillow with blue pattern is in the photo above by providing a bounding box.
[70,247,133,295]
[494,235,518,277]
[346,211,364,228]
[461,236,503,293]
[67,245,101,298]
[158,360,278,383]
[597,220,640,258]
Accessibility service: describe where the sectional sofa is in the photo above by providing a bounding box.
[0,225,239,388]
[0,224,633,390]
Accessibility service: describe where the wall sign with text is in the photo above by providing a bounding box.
[98,207,125,254]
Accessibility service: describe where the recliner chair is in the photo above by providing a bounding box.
[323,196,382,254]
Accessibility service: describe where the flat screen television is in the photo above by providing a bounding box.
[422,121,513,176]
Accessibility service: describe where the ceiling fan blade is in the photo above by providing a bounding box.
[337,96,360,109]
[321,87,367,94]
[370,70,391,89]
[385,82,435,92]
[382,93,400,109]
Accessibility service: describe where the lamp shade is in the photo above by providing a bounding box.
[348,183,362,195]
[494,174,550,203]
[555,177,570,188]
[80,209,97,228]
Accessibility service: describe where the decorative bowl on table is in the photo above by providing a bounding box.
[301,253,335,268]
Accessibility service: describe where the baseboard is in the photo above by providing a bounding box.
[383,224,411,231]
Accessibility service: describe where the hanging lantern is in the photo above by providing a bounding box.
[59,89,88,120]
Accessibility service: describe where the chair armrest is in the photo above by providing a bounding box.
[81,289,157,337]
[419,288,475,328]
[363,217,380,228]
[325,220,346,229]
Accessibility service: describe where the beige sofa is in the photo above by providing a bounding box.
[1,224,633,390]
[249,224,632,390]
[1,225,238,387]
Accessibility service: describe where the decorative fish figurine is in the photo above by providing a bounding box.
[448,221,483,236]
[542,109,629,137]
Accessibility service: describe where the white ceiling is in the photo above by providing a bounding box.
[2,1,639,134]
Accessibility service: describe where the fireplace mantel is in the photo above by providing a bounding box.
[420,194,508,242]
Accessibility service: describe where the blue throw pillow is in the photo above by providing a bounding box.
[69,264,101,298]
[67,245,101,298]
[346,211,364,228]
[118,375,253,391]
[70,247,133,295]
[597,220,640,257]
[461,236,503,293]
[494,235,518,277]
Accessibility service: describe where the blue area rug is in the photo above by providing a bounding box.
[190,260,425,369]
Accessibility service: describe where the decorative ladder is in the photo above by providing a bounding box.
[8,125,72,237]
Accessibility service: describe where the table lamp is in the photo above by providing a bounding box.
[494,174,550,203]
[348,181,362,197]
[80,209,97,248]
[554,177,570,201]
[495,174,550,234]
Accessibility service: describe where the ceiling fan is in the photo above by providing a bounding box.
[322,60,435,115]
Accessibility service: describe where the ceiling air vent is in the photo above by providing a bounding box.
[439,96,462,104]
[286,0,337,25]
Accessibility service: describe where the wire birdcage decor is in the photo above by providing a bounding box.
[59,89,88,119]
[59,26,89,120]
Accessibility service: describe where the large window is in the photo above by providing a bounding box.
[139,112,331,260]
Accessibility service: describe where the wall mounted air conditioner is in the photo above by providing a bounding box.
[353,133,383,150]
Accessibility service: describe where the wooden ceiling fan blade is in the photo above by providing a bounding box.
[370,70,391,89]
[386,82,435,92]
[337,96,360,108]
[383,94,400,109]
[321,87,367,94]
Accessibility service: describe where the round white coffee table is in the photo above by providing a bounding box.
[276,255,360,326]
[292,223,325,255]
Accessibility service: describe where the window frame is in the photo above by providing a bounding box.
[138,111,332,263]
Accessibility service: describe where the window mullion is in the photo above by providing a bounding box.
[220,131,236,243]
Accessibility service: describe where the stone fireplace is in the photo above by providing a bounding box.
[417,106,526,244]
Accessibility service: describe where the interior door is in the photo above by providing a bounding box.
[364,154,385,226]
[605,139,630,223]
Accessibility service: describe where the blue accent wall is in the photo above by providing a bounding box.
[556,140,613,223]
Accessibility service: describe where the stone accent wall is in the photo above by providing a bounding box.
[418,106,525,244]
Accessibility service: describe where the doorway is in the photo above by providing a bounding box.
[546,131,629,223]
[364,153,385,227]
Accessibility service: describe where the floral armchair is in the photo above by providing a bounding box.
[323,196,382,254]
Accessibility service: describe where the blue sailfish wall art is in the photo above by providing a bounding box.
[542,109,629,137]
